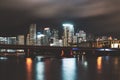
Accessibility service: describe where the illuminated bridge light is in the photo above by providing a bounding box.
[96,48,113,51]
[0,57,8,60]
[104,49,113,51]
[72,48,79,51]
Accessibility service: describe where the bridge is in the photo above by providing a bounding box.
[0,44,120,57]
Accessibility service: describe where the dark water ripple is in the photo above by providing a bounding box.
[0,55,120,80]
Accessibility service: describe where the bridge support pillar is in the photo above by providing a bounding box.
[24,49,31,57]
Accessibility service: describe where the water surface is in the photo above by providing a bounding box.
[0,55,120,80]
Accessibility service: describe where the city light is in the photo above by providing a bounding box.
[111,43,119,48]
[0,57,8,60]
[37,34,45,38]
[0,23,120,49]
[62,23,73,28]
[44,27,50,30]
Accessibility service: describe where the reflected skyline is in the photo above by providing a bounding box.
[1,55,120,80]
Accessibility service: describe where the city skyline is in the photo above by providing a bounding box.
[0,22,119,39]
[1,23,120,49]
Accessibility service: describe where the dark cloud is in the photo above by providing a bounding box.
[0,0,120,37]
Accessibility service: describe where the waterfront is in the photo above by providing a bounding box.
[0,54,120,80]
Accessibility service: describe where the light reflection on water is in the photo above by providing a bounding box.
[62,58,77,80]
[97,56,102,73]
[81,55,88,69]
[35,61,45,80]
[1,55,120,80]
[26,58,33,80]
[113,57,119,75]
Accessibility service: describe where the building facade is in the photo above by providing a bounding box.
[17,35,24,45]
[29,24,37,45]
[62,23,74,46]
[43,27,51,46]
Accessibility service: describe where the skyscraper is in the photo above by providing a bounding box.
[52,29,59,45]
[26,34,30,45]
[77,30,86,43]
[29,24,36,45]
[36,32,45,46]
[17,35,24,45]
[62,23,74,46]
[53,29,59,39]
[43,27,51,46]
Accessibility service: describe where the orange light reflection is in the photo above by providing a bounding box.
[97,57,102,73]
[26,58,32,80]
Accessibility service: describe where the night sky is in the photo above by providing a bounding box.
[0,0,120,38]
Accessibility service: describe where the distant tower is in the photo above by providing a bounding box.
[53,29,59,39]
[17,35,24,45]
[43,27,51,46]
[26,34,30,45]
[29,24,37,45]
[36,32,45,46]
[62,23,74,46]
[86,33,95,41]
[77,30,86,43]
[52,29,60,46]
[7,37,17,45]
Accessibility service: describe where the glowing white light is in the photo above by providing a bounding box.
[105,49,112,51]
[81,55,88,68]
[62,58,76,80]
[0,57,8,60]
[98,49,105,51]
[84,61,88,67]
[62,23,74,29]
[44,27,50,30]
[111,43,119,48]
[36,62,44,80]
[16,49,24,52]
[37,34,45,38]
[50,43,54,46]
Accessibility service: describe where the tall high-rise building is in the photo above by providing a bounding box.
[43,27,51,46]
[53,29,59,39]
[26,34,30,45]
[62,23,74,46]
[36,32,45,46]
[36,32,41,45]
[52,29,59,45]
[0,37,17,45]
[17,35,24,45]
[7,37,17,45]
[0,37,7,44]
[86,33,95,41]
[44,27,51,38]
[73,35,77,44]
[29,24,37,45]
[77,30,86,43]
